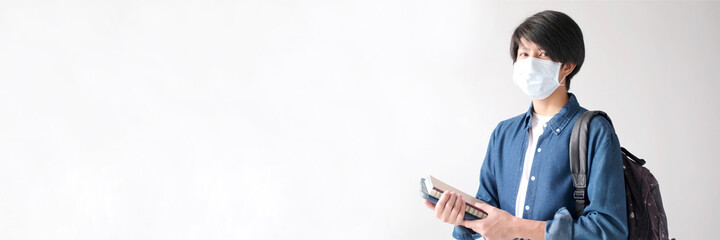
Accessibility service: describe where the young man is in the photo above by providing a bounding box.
[424,10,628,239]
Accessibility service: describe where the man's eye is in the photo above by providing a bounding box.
[519,53,528,57]
[540,52,548,57]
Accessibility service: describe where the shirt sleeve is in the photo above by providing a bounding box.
[544,117,629,239]
[452,123,503,240]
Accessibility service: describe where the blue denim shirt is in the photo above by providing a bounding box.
[453,93,628,239]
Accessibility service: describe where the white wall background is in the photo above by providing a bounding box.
[0,1,718,239]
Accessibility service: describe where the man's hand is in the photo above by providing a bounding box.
[424,191,466,225]
[462,201,519,240]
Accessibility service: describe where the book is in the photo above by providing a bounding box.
[420,175,488,220]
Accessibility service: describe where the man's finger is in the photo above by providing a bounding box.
[454,194,465,224]
[462,219,485,229]
[424,200,435,210]
[435,191,450,218]
[462,220,472,228]
[473,201,494,213]
[441,192,457,221]
[447,194,463,223]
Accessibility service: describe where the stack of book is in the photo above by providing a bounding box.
[420,175,488,220]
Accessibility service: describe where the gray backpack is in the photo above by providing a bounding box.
[569,111,669,240]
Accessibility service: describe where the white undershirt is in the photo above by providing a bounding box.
[515,112,553,218]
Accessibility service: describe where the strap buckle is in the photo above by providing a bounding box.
[573,190,585,200]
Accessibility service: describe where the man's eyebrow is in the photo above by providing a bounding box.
[518,44,546,52]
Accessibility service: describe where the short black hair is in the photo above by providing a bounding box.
[510,10,585,90]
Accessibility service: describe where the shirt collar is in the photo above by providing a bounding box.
[523,93,582,135]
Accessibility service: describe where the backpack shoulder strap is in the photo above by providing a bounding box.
[569,110,610,218]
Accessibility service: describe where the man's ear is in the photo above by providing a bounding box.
[560,62,576,80]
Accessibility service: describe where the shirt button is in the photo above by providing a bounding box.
[556,128,560,132]
[525,205,530,210]
[531,176,536,181]
[543,123,547,128]
[537,148,542,153]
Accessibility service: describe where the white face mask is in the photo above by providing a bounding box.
[512,57,563,100]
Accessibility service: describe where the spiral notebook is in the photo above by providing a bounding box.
[420,175,488,220]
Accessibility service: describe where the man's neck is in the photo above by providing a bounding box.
[532,89,569,117]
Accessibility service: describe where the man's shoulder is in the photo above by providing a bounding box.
[492,112,527,135]
[586,112,618,139]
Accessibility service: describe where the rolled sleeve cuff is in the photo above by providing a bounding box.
[545,207,574,239]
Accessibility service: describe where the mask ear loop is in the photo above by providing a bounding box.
[559,64,567,87]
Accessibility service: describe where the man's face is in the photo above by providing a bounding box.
[516,37,575,84]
